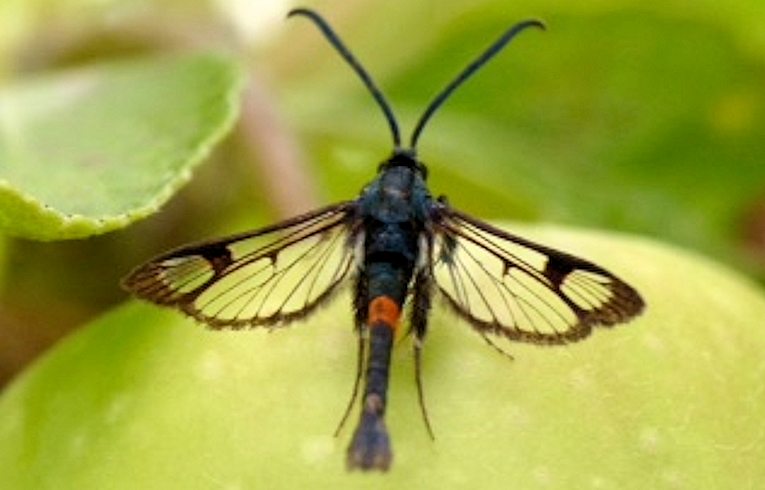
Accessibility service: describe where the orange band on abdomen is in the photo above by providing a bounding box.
[367,296,401,331]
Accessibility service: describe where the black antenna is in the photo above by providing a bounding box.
[409,19,545,150]
[288,8,402,148]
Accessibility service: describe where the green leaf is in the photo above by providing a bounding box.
[0,53,244,240]
[1,226,763,488]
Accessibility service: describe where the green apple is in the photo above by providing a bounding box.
[1,225,763,489]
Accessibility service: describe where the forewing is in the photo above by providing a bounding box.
[123,202,359,329]
[432,207,644,344]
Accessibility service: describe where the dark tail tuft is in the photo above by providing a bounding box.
[346,409,392,471]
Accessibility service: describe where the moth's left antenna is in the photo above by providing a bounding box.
[288,8,402,148]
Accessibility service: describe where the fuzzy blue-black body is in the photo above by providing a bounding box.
[346,152,431,470]
[361,156,430,301]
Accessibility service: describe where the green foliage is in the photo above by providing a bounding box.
[0,54,243,240]
[277,1,765,272]
[1,226,764,488]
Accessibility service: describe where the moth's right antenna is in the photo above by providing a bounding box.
[409,19,545,151]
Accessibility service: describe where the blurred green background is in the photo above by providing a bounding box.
[0,0,763,387]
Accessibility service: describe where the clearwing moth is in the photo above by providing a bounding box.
[123,8,644,472]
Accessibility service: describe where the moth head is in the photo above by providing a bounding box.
[377,148,428,179]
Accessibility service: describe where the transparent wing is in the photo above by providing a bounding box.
[432,206,644,344]
[122,202,359,329]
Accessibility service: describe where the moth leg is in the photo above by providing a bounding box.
[334,331,366,436]
[479,333,515,361]
[411,268,435,440]
[334,273,368,436]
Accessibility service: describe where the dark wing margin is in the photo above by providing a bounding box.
[122,201,359,329]
[431,205,644,345]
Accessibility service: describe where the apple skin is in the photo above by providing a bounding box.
[1,224,764,489]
